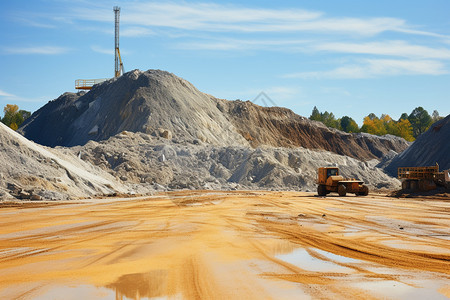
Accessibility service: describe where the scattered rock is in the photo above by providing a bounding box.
[30,194,42,200]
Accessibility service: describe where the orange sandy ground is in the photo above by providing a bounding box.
[0,191,449,299]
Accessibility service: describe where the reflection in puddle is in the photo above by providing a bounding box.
[107,270,172,299]
[314,249,360,264]
[275,248,354,273]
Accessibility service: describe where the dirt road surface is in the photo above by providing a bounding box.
[0,191,449,299]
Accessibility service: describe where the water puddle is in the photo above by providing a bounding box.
[106,270,172,299]
[26,270,177,300]
[314,249,360,264]
[31,284,115,300]
[275,248,355,273]
[351,279,448,300]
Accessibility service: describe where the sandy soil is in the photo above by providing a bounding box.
[0,191,449,299]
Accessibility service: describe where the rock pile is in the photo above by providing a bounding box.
[0,122,126,200]
[19,70,247,147]
[19,69,409,162]
[385,114,450,175]
[73,131,400,192]
[0,69,412,200]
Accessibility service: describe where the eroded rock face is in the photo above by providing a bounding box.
[218,99,410,161]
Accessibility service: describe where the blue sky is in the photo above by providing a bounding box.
[1,0,449,125]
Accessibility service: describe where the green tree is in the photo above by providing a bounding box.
[1,104,30,130]
[408,107,432,138]
[398,113,408,121]
[309,106,321,121]
[367,113,377,120]
[340,116,359,133]
[19,110,31,120]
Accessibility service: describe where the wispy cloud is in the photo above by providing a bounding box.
[91,45,130,56]
[0,89,45,103]
[121,26,154,37]
[65,2,448,39]
[0,89,16,98]
[284,59,447,79]
[313,41,450,60]
[91,45,113,55]
[178,38,311,51]
[2,46,70,55]
[14,17,56,28]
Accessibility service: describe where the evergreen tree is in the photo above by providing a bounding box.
[408,107,432,138]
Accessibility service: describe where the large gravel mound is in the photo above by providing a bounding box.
[19,69,408,163]
[385,115,450,175]
[0,122,126,200]
[6,69,406,199]
[19,70,247,147]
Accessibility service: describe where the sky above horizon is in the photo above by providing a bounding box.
[1,0,449,126]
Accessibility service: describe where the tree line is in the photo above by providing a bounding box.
[1,104,31,130]
[309,106,442,141]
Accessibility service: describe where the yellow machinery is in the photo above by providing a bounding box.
[75,6,123,90]
[398,163,448,191]
[317,167,369,197]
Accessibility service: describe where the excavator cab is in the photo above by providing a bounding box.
[327,168,338,177]
[317,167,339,185]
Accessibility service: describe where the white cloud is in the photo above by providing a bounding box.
[284,59,447,79]
[178,38,310,51]
[0,89,45,103]
[67,2,445,38]
[121,26,154,37]
[314,41,450,60]
[91,45,130,56]
[2,46,69,55]
[0,89,16,98]
[366,59,447,75]
[91,45,114,55]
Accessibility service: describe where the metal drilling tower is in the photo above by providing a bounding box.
[75,6,124,90]
[114,6,124,78]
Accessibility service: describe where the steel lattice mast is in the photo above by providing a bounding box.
[114,6,123,78]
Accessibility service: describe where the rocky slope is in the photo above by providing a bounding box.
[1,69,411,200]
[72,131,400,192]
[19,69,409,162]
[385,115,450,175]
[19,70,247,147]
[218,99,409,161]
[0,122,126,200]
